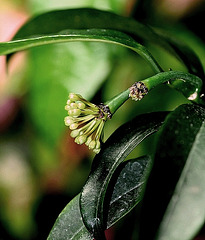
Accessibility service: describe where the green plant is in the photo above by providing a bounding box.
[1,7,205,240]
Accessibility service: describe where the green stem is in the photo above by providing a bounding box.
[142,71,204,104]
[104,71,204,117]
[105,88,130,114]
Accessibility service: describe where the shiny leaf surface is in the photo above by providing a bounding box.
[156,106,205,240]
[80,111,167,239]
[4,8,203,75]
[47,155,152,240]
[139,104,205,240]
[0,29,162,73]
[106,155,153,227]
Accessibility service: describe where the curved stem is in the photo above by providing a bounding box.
[104,71,204,117]
[142,71,204,104]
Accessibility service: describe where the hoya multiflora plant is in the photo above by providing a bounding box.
[1,8,205,240]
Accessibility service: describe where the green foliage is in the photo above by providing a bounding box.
[156,105,205,240]
[139,104,205,240]
[1,3,205,240]
[80,112,166,239]
[48,155,152,240]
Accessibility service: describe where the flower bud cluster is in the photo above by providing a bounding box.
[64,93,108,154]
[129,81,148,101]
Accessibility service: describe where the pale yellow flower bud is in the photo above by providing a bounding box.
[96,140,100,149]
[64,116,74,126]
[85,135,92,146]
[93,148,100,154]
[70,103,78,109]
[69,93,81,101]
[67,99,72,105]
[89,140,96,150]
[77,102,86,109]
[68,109,81,117]
[70,129,80,138]
[75,135,87,145]
[69,123,78,130]
[65,105,71,111]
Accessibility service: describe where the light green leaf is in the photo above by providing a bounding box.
[27,40,112,145]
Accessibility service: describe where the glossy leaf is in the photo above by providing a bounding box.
[47,155,152,240]
[156,108,205,240]
[139,104,205,240]
[47,194,92,240]
[80,111,167,239]
[106,155,153,227]
[4,8,203,75]
[0,29,162,73]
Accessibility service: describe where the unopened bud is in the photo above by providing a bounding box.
[68,109,81,117]
[96,140,101,149]
[89,140,96,149]
[65,105,71,111]
[69,93,81,101]
[129,81,148,101]
[85,135,92,146]
[70,103,78,109]
[67,99,72,105]
[64,116,74,126]
[93,148,100,154]
[77,102,86,109]
[70,129,80,138]
[69,123,78,130]
[75,135,87,145]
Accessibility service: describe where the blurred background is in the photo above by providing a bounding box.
[0,0,205,239]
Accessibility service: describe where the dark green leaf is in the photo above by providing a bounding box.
[106,155,153,228]
[80,111,167,239]
[0,29,162,73]
[156,110,205,240]
[139,104,205,240]
[47,194,92,240]
[47,195,93,240]
[47,155,153,240]
[5,8,203,75]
